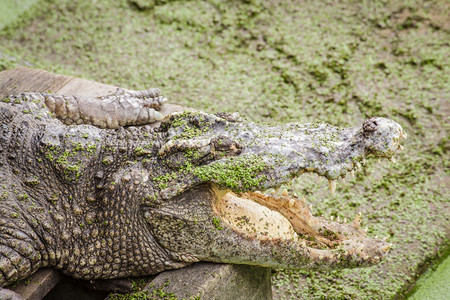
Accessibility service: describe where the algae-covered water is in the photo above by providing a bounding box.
[0,0,449,299]
[408,250,450,300]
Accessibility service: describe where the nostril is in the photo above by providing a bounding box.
[363,118,379,132]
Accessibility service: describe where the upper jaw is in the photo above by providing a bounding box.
[235,117,406,189]
[157,112,406,196]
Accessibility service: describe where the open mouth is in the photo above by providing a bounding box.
[211,130,407,255]
[208,124,407,265]
[212,185,392,264]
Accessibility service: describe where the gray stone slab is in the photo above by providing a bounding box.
[0,67,72,97]
[11,268,61,300]
[145,263,272,300]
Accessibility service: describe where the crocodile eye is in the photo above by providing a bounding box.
[211,135,242,158]
[363,118,379,133]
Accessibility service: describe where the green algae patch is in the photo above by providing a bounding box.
[192,154,269,192]
[212,217,223,230]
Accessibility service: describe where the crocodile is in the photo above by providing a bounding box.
[0,89,406,296]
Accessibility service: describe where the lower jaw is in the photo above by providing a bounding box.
[212,188,347,249]
[211,188,391,265]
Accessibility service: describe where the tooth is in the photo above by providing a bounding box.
[381,244,392,253]
[351,170,355,177]
[329,179,336,194]
[344,217,347,223]
[353,215,361,228]
[293,192,298,197]
[282,189,288,196]
[288,199,295,208]
[362,158,366,165]
[398,145,404,151]
[390,157,396,164]
[330,216,334,221]
[401,132,408,139]
[337,216,341,222]
[356,162,362,170]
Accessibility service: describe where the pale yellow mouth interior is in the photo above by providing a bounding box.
[214,192,300,241]
[210,186,392,263]
[211,184,367,250]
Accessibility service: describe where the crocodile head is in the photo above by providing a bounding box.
[144,112,406,270]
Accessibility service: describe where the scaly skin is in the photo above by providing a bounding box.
[0,90,406,290]
[2,88,166,129]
